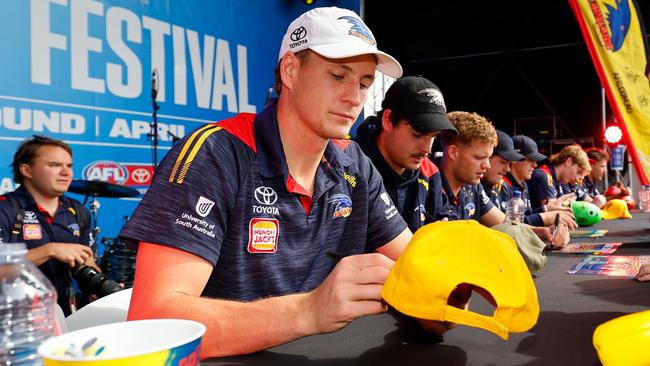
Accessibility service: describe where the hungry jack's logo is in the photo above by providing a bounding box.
[248,218,279,253]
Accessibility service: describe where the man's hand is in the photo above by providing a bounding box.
[301,253,394,334]
[544,193,576,212]
[592,194,606,208]
[541,211,577,230]
[46,243,94,267]
[635,264,650,282]
[538,224,570,248]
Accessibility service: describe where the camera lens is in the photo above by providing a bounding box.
[72,265,122,298]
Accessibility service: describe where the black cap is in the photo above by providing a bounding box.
[495,130,525,162]
[512,135,547,162]
[381,76,458,134]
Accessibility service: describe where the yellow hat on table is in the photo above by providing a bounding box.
[593,310,650,366]
[382,220,539,340]
[601,199,632,220]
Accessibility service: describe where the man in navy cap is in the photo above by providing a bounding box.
[354,76,457,231]
[480,130,525,211]
[503,135,576,229]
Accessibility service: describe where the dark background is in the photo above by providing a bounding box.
[365,1,650,155]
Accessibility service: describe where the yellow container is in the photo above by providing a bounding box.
[38,319,205,366]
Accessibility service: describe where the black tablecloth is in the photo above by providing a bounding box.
[206,213,650,366]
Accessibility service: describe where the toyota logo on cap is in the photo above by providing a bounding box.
[254,186,278,205]
[290,26,307,41]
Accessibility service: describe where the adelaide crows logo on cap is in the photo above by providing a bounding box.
[418,88,446,109]
[338,15,376,45]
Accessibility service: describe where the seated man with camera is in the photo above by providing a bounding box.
[0,135,117,315]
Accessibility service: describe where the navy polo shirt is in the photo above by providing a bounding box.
[562,182,588,201]
[354,116,443,232]
[0,185,92,314]
[438,168,494,221]
[481,179,507,212]
[528,164,561,210]
[583,176,600,196]
[120,101,407,301]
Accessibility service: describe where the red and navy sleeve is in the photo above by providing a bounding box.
[528,168,556,210]
[119,123,252,266]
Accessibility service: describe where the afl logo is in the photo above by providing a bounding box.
[82,161,128,185]
[254,186,278,205]
[290,26,307,41]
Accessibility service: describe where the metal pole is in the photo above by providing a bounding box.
[601,87,608,188]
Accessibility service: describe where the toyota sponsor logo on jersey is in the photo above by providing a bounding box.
[252,186,279,216]
[23,211,39,224]
[82,160,128,185]
[254,186,278,205]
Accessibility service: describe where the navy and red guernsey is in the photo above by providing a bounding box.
[500,172,544,227]
[527,164,560,211]
[436,164,494,221]
[119,101,407,301]
[582,176,601,196]
[0,185,92,315]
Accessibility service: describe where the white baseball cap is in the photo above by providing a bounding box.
[278,7,403,78]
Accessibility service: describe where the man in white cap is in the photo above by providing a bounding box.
[121,7,449,358]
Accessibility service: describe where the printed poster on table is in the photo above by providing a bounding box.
[556,242,622,254]
[567,255,650,276]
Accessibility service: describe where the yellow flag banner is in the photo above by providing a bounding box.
[569,0,650,184]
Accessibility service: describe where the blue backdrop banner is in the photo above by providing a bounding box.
[0,0,359,246]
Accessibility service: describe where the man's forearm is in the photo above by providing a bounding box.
[25,245,52,266]
[129,290,314,359]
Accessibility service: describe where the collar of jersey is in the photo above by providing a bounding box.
[12,185,70,212]
[506,172,525,192]
[356,116,418,189]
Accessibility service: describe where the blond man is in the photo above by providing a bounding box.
[528,144,589,211]
[436,111,506,227]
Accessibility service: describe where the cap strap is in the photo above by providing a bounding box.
[444,305,509,340]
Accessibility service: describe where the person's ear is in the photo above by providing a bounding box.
[279,52,301,92]
[447,144,459,161]
[565,157,574,167]
[19,163,33,180]
[381,109,395,132]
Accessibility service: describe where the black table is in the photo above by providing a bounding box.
[206,213,650,366]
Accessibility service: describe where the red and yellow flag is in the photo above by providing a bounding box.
[569,0,650,184]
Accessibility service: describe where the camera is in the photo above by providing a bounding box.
[72,265,122,298]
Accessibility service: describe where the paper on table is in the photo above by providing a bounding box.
[556,242,622,254]
[570,229,608,238]
[567,255,650,276]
